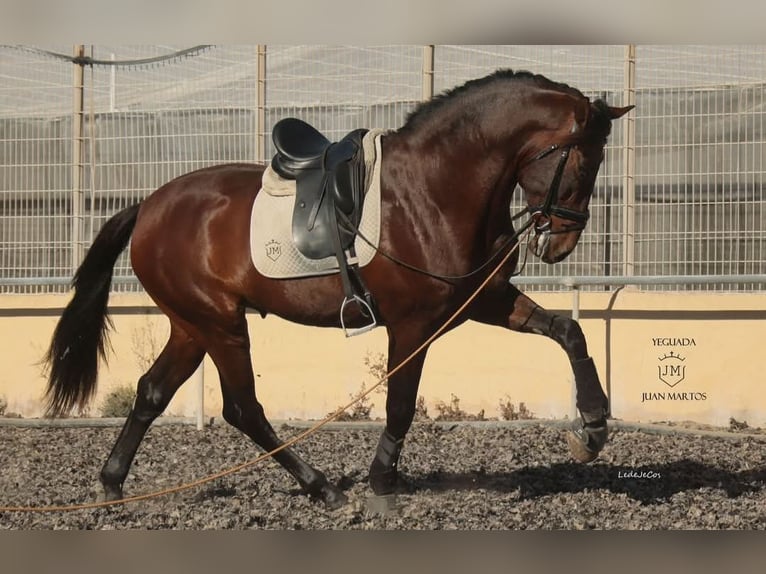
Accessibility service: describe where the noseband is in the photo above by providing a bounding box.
[519,143,591,235]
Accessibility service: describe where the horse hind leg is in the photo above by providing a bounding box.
[99,323,205,501]
[203,321,348,510]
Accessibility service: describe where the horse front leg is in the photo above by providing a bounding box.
[368,322,433,495]
[470,283,609,462]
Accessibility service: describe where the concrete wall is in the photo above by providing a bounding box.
[1,290,765,428]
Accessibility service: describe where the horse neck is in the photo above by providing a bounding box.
[382,97,539,230]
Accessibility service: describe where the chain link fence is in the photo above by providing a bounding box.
[1,45,764,293]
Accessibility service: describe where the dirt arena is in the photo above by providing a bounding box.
[1,420,764,529]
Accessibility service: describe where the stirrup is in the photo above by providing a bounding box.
[340,294,377,337]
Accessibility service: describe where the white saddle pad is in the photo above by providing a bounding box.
[250,131,384,279]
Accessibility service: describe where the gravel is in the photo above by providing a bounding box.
[1,420,764,529]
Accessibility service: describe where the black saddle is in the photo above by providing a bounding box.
[271,118,368,260]
[270,117,377,337]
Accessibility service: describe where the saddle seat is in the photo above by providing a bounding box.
[271,117,331,175]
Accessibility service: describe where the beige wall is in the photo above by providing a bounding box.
[1,290,765,428]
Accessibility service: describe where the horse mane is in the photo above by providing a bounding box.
[398,69,588,134]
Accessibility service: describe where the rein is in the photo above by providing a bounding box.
[343,209,536,284]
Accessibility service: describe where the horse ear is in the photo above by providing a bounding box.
[607,105,634,119]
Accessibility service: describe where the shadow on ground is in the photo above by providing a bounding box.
[395,460,766,504]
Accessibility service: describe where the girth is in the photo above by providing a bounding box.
[270,117,377,337]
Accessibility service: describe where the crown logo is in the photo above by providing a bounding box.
[659,351,685,361]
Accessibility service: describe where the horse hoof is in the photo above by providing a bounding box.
[101,485,124,502]
[566,430,599,463]
[566,417,608,463]
[321,486,349,510]
[369,470,398,496]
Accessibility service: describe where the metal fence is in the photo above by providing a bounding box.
[1,45,764,293]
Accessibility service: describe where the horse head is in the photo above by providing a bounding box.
[518,98,633,264]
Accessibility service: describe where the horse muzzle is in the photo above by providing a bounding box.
[530,225,582,264]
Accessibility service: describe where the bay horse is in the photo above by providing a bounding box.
[44,69,632,509]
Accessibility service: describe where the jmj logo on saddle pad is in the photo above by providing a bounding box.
[265,239,282,262]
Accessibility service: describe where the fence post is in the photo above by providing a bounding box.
[256,45,267,162]
[193,362,205,430]
[570,285,580,420]
[422,45,434,101]
[71,45,86,273]
[622,44,636,278]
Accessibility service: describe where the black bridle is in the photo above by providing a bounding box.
[514,142,591,235]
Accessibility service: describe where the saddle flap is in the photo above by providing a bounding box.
[292,170,334,257]
[287,127,368,260]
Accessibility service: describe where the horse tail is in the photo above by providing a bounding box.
[44,203,142,417]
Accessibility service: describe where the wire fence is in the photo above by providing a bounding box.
[1,45,764,293]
